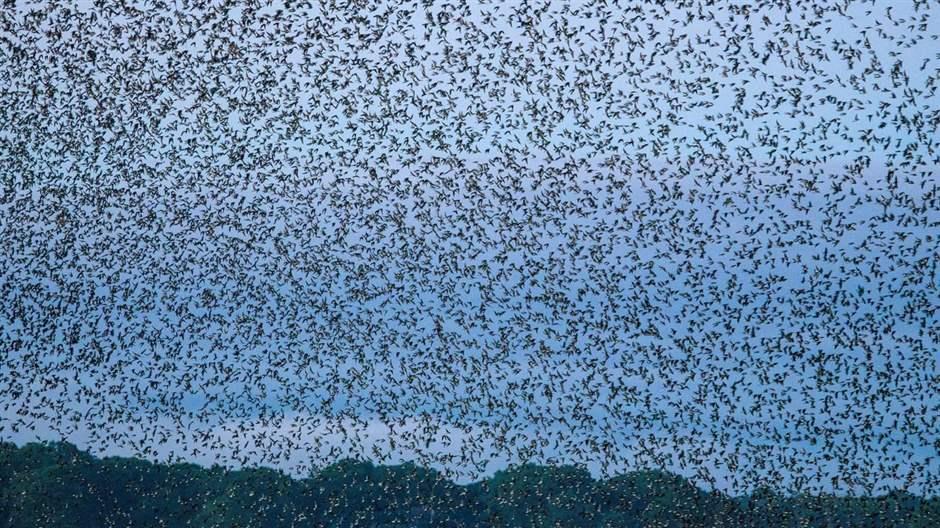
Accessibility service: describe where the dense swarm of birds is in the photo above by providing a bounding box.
[0,0,938,509]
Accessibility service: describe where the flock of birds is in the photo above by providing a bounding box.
[0,0,938,499]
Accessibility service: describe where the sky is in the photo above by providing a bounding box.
[0,0,939,495]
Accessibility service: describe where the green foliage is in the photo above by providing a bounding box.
[481,464,599,527]
[0,441,936,527]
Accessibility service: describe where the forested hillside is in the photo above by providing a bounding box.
[1,442,936,527]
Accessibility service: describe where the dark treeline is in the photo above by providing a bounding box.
[1,442,936,527]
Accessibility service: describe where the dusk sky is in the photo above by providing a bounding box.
[1,0,938,496]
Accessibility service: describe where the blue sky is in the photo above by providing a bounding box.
[1,0,939,495]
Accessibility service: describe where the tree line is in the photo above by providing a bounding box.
[1,441,936,527]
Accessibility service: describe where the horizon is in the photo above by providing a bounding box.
[5,439,939,500]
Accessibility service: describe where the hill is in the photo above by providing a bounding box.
[0,441,937,527]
